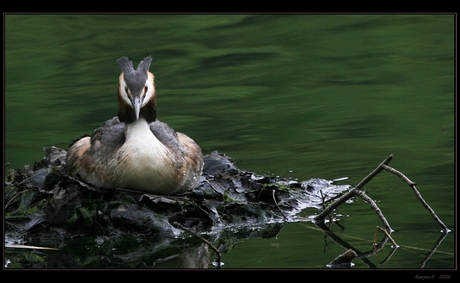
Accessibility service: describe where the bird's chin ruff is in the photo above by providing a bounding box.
[117,93,157,124]
[117,73,131,106]
[118,72,156,124]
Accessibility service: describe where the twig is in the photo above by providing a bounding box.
[319,190,333,224]
[373,226,398,265]
[5,243,59,250]
[314,155,448,235]
[5,188,33,210]
[356,190,392,232]
[315,222,377,268]
[327,249,357,268]
[319,190,326,210]
[172,221,222,268]
[376,226,398,248]
[381,164,449,233]
[314,155,393,222]
[354,154,394,190]
[272,190,288,221]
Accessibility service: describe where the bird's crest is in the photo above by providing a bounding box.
[116,56,152,75]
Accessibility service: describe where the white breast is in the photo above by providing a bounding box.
[115,118,177,193]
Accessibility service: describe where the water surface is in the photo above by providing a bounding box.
[4,14,455,269]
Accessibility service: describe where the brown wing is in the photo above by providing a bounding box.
[150,119,203,190]
[66,117,125,177]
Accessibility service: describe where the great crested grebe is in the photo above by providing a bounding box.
[66,56,203,195]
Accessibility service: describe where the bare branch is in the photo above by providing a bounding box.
[314,155,394,223]
[356,190,392,232]
[381,164,450,233]
[313,154,449,235]
[376,226,398,248]
[354,154,394,190]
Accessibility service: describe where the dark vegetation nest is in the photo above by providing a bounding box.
[5,146,350,241]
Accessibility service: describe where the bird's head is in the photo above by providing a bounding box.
[116,56,156,123]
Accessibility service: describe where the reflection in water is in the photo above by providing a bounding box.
[149,244,211,268]
[5,218,450,269]
[316,221,451,269]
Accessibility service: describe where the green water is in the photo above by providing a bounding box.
[4,14,455,269]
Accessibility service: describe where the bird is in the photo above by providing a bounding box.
[65,56,203,195]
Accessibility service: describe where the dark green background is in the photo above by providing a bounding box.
[4,14,454,268]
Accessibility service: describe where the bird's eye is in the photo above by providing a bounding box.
[125,87,129,94]
[144,86,148,93]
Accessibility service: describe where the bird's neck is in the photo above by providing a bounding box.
[124,117,151,140]
[122,117,170,159]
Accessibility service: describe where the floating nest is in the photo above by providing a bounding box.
[5,146,352,268]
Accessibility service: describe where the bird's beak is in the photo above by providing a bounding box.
[133,96,142,120]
